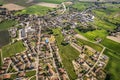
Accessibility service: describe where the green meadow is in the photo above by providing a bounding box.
[2,41,26,58]
[53,28,79,80]
[72,2,94,11]
[104,49,120,80]
[0,20,17,31]
[16,5,52,16]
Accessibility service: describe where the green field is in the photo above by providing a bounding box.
[35,0,66,4]
[77,38,103,52]
[16,5,52,16]
[2,41,26,58]
[104,49,120,80]
[72,2,94,11]
[26,71,36,77]
[75,29,108,41]
[101,38,120,54]
[53,28,79,80]
[0,51,2,66]
[0,20,17,31]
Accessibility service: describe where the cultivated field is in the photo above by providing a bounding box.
[37,2,58,8]
[107,35,120,43]
[1,3,25,11]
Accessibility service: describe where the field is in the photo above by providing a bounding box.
[72,2,94,11]
[16,5,52,16]
[1,3,25,11]
[53,28,79,80]
[101,38,120,54]
[107,35,120,43]
[77,38,103,52]
[2,41,26,58]
[0,20,17,31]
[36,2,58,8]
[1,0,31,7]
[1,0,66,7]
[104,49,120,80]
[75,29,108,41]
[26,71,36,77]
[0,51,2,66]
[35,0,66,4]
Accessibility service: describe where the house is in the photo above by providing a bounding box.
[3,74,11,79]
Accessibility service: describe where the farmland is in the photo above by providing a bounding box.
[2,41,26,58]
[0,20,17,31]
[104,49,120,80]
[53,28,79,80]
[16,5,52,16]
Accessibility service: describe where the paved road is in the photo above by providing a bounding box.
[36,21,41,80]
[86,47,106,75]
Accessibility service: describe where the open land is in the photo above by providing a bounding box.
[36,2,58,8]
[1,3,25,11]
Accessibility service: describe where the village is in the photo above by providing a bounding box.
[0,2,110,80]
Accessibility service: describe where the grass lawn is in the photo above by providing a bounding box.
[26,70,36,77]
[2,41,26,58]
[104,49,120,80]
[0,20,17,31]
[16,5,52,16]
[53,28,79,80]
[101,38,120,54]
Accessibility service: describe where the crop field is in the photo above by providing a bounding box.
[35,0,66,4]
[104,49,120,80]
[101,38,120,54]
[16,5,52,16]
[1,3,25,11]
[77,38,103,52]
[72,2,94,11]
[0,20,17,31]
[53,28,79,80]
[77,29,108,41]
[2,41,26,58]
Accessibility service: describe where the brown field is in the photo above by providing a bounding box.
[107,35,120,43]
[2,3,25,11]
[37,2,59,8]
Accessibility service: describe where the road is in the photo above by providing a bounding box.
[86,47,106,75]
[36,21,41,80]
[48,43,61,80]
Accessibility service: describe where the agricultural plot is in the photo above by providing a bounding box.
[36,2,58,8]
[1,3,25,11]
[35,0,66,4]
[72,2,94,11]
[76,29,108,41]
[101,38,120,54]
[16,5,52,16]
[2,41,26,58]
[53,28,79,80]
[104,49,120,80]
[0,20,17,31]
